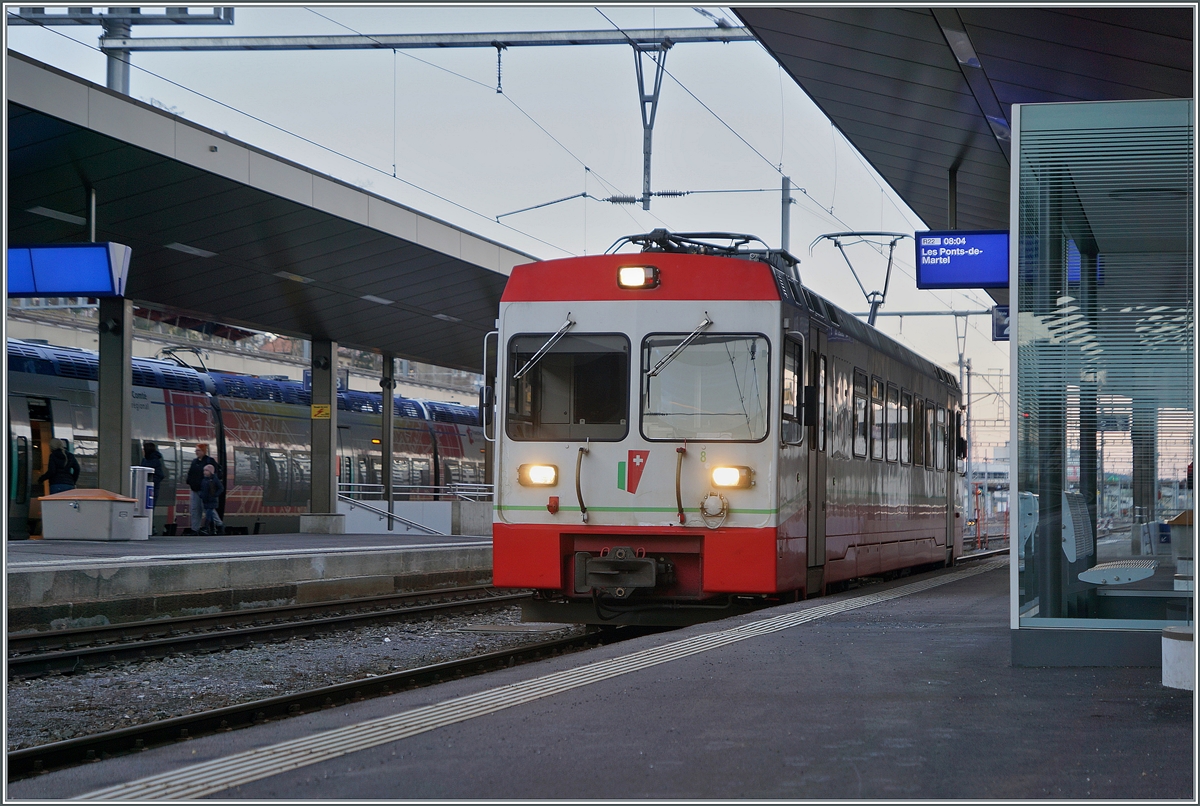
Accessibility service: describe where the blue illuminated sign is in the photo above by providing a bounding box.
[915,230,1008,289]
[6,242,132,297]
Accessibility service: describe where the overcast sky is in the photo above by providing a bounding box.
[5,4,1012,452]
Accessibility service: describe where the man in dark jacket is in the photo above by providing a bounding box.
[37,438,80,495]
[139,441,166,534]
[185,443,219,535]
[198,464,224,535]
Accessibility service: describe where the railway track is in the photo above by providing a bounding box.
[6,626,638,782]
[8,585,529,680]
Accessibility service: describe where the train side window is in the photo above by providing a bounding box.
[781,337,804,445]
[900,391,912,465]
[289,452,311,506]
[392,458,411,494]
[870,378,884,461]
[852,370,868,458]
[74,437,98,489]
[412,458,432,487]
[913,398,925,467]
[817,355,827,452]
[263,449,290,506]
[885,383,899,462]
[158,443,178,503]
[13,436,28,504]
[234,447,263,486]
[936,406,947,471]
[925,400,936,469]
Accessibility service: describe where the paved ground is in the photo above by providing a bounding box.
[9,561,1193,801]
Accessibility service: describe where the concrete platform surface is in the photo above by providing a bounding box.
[9,561,1194,801]
[6,534,492,630]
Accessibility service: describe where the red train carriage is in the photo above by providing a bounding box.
[490,231,964,626]
[7,339,483,538]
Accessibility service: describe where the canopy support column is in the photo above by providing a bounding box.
[381,353,396,531]
[97,298,133,495]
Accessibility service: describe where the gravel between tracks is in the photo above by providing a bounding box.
[6,605,585,752]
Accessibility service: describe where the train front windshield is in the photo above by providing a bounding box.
[506,333,630,441]
[641,334,769,442]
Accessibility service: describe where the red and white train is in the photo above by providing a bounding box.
[490,231,965,625]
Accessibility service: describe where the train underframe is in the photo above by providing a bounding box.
[494,521,953,627]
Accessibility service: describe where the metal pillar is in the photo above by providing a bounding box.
[1079,251,1099,533]
[781,176,792,253]
[1131,403,1158,526]
[104,18,132,94]
[97,297,133,495]
[1034,175,1065,618]
[381,353,396,531]
[310,340,339,514]
[632,42,670,210]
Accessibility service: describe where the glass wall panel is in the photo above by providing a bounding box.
[1015,99,1194,629]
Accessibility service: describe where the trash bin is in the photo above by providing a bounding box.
[129,465,153,541]
[40,489,138,541]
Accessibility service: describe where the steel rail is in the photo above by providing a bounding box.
[9,588,528,680]
[6,629,628,782]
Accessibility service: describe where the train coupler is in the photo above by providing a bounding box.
[573,547,675,599]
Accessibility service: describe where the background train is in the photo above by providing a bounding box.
[7,338,484,539]
[490,231,966,625]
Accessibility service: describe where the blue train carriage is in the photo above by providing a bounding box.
[7,339,483,538]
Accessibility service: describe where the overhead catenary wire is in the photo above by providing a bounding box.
[303,7,672,237]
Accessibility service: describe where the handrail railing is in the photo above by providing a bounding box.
[335,493,446,535]
[338,482,494,502]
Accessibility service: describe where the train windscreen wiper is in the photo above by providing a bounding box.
[513,315,575,380]
[647,314,712,378]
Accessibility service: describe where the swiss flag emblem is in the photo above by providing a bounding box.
[626,450,649,494]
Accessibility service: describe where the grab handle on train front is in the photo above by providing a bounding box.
[482,330,498,443]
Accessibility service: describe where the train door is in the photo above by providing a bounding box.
[8,397,33,539]
[806,329,829,595]
[25,397,70,536]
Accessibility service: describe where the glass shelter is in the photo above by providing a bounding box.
[1011,99,1194,664]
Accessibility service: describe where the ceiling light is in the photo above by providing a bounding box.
[361,294,394,306]
[274,271,313,284]
[433,313,462,323]
[27,206,86,225]
[165,242,216,258]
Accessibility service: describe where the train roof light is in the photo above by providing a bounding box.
[618,266,660,289]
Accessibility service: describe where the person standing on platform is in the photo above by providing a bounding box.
[37,438,80,495]
[198,464,224,535]
[139,441,166,535]
[186,443,218,535]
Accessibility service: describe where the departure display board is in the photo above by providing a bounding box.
[915,230,1008,289]
[7,243,132,297]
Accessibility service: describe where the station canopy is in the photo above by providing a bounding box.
[6,51,534,372]
[733,6,1193,306]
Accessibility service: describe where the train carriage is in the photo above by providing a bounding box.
[7,339,483,538]
[490,231,964,625]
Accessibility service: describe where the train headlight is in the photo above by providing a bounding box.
[711,466,754,488]
[617,265,660,289]
[518,464,558,487]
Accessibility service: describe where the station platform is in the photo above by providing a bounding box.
[10,560,1193,801]
[5,533,493,632]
